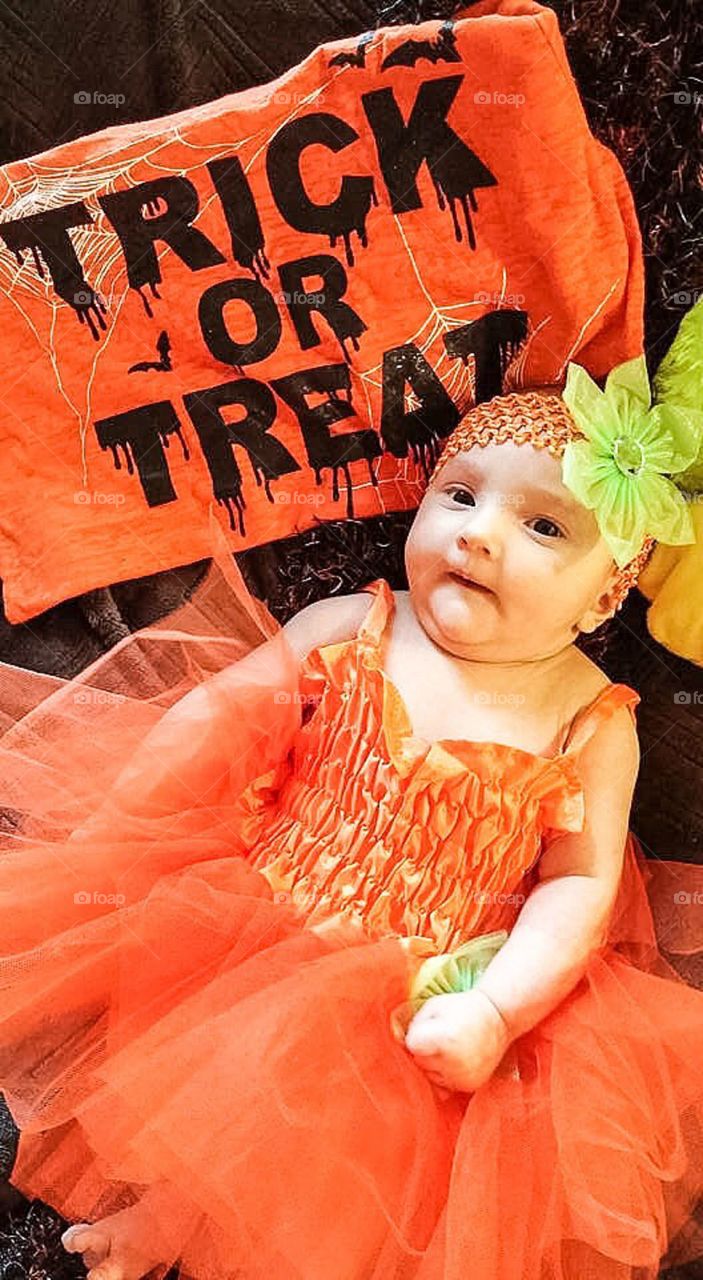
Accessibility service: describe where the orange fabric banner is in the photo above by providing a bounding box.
[0,0,643,622]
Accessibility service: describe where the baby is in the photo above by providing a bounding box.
[379,423,642,1095]
[59,376,679,1280]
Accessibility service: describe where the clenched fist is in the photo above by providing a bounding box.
[404,988,512,1094]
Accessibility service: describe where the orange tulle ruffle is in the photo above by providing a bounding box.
[0,544,701,1280]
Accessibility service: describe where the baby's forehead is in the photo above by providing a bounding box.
[441,440,561,483]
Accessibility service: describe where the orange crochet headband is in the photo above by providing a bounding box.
[428,389,655,611]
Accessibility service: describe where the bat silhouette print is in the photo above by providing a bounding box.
[381,21,462,71]
[128,330,172,374]
[329,32,375,70]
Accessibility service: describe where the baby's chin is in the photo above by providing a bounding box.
[420,583,567,663]
[419,582,501,651]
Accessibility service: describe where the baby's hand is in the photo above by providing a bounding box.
[404,989,511,1094]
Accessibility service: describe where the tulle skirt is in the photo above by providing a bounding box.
[1,547,703,1280]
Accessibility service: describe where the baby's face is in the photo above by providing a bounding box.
[405,440,620,663]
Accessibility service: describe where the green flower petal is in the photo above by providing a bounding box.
[562,441,612,508]
[648,403,703,474]
[597,475,648,567]
[594,472,693,566]
[603,355,652,427]
[635,471,695,546]
[563,364,614,451]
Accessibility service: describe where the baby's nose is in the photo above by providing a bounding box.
[456,501,504,556]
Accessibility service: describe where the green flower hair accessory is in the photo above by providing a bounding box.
[561,352,703,568]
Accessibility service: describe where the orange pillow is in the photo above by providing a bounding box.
[0,0,643,622]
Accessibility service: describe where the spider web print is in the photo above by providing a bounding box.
[351,232,535,515]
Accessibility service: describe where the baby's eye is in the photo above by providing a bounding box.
[446,485,476,507]
[527,516,565,539]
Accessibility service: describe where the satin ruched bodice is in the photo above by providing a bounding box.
[245,579,640,953]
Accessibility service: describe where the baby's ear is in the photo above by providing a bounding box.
[577,568,622,634]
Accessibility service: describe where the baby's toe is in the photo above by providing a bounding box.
[62,1225,108,1259]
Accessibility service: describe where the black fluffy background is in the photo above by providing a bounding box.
[0,2,701,1277]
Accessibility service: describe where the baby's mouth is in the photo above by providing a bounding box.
[448,571,495,597]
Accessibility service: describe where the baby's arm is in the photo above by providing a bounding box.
[405,706,639,1092]
[282,591,372,663]
[474,704,640,1039]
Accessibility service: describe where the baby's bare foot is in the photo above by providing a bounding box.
[62,1199,170,1280]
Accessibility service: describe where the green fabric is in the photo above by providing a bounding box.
[409,930,509,1005]
[653,297,703,494]
[561,355,701,567]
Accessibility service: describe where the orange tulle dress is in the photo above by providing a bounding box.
[0,557,703,1280]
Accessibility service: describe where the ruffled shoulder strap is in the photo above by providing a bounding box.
[356,578,394,659]
[539,684,640,836]
[560,683,640,757]
[298,578,390,692]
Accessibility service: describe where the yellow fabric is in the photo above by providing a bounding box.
[638,503,703,666]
